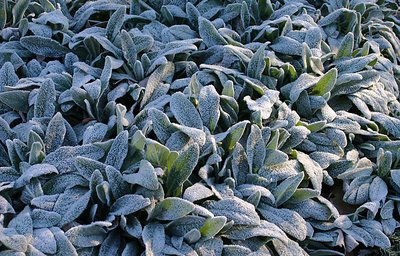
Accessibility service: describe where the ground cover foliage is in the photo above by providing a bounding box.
[0,0,399,255]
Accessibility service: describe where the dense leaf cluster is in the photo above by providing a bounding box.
[0,0,399,255]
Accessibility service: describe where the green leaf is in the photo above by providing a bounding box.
[222,121,249,152]
[336,32,354,59]
[150,197,195,221]
[165,143,199,196]
[200,216,227,238]
[0,90,30,112]
[273,172,304,206]
[12,0,29,26]
[0,0,6,29]
[310,68,338,96]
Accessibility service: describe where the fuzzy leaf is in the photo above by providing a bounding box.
[109,194,151,215]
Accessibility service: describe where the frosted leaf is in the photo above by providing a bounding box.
[362,225,391,249]
[246,124,266,173]
[335,54,378,74]
[166,216,205,236]
[123,160,159,191]
[141,62,174,108]
[270,36,303,56]
[14,164,58,188]
[0,62,18,91]
[53,187,91,226]
[11,0,29,26]
[371,112,400,138]
[290,199,332,220]
[273,172,304,206]
[259,158,300,182]
[105,165,130,199]
[99,231,120,256]
[198,17,228,47]
[186,2,200,28]
[0,228,28,252]
[31,194,59,212]
[148,108,176,144]
[0,117,16,144]
[106,7,125,41]
[82,123,108,144]
[204,197,260,226]
[74,156,107,180]
[20,36,69,57]
[259,203,307,241]
[109,194,150,216]
[173,124,206,147]
[232,142,248,185]
[343,176,372,205]
[8,206,32,236]
[120,30,137,69]
[272,238,308,256]
[121,216,142,238]
[34,79,56,118]
[198,85,220,132]
[32,209,61,228]
[183,183,214,202]
[45,113,66,153]
[223,245,252,255]
[0,90,30,112]
[343,225,374,247]
[170,92,203,129]
[0,0,6,30]
[220,120,250,151]
[237,184,275,205]
[142,223,165,256]
[44,145,105,174]
[195,238,223,256]
[244,90,279,119]
[65,222,111,248]
[369,176,388,202]
[224,220,288,243]
[296,151,323,191]
[105,130,128,170]
[281,73,317,102]
[247,44,266,80]
[305,27,322,49]
[50,227,78,256]
[32,228,57,254]
[150,197,195,221]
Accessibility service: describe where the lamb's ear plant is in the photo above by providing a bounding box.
[0,0,399,255]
